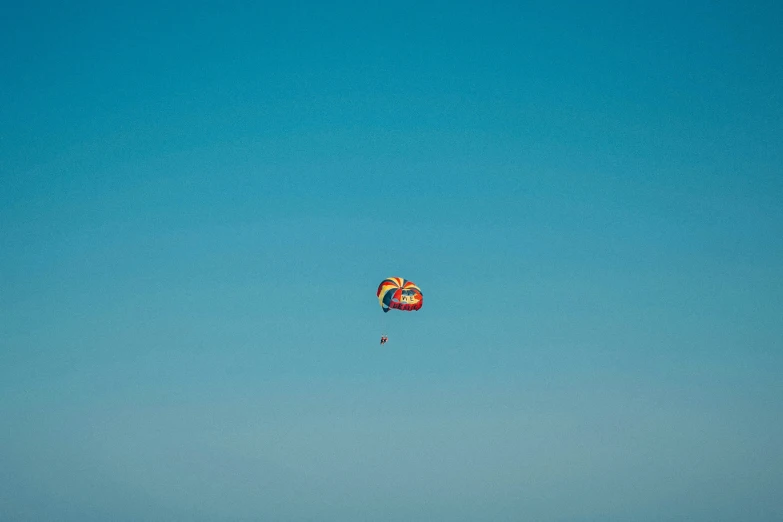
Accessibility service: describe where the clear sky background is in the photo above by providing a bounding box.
[2,1,782,521]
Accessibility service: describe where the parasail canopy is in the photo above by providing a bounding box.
[377,277,423,313]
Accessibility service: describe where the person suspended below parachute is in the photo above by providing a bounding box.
[376,277,423,345]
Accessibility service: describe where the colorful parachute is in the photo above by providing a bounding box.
[377,277,423,313]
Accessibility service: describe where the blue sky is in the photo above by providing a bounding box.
[2,1,782,520]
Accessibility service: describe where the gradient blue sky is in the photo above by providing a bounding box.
[2,1,782,521]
